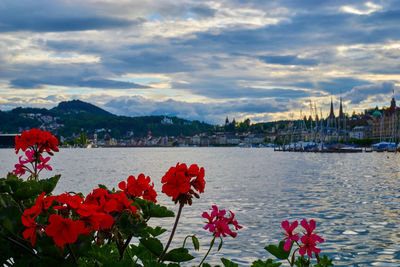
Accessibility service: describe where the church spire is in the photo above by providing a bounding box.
[339,97,344,119]
[328,98,335,119]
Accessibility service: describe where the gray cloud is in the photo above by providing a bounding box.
[259,55,318,66]
[102,96,288,123]
[293,78,372,95]
[0,0,140,32]
[1,0,400,122]
[10,77,149,89]
[345,82,397,104]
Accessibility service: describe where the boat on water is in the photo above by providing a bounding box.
[371,142,398,152]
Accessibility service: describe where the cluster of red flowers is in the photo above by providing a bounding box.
[281,219,325,258]
[161,163,205,203]
[13,129,58,179]
[15,128,59,154]
[22,186,139,247]
[118,174,157,203]
[202,205,242,238]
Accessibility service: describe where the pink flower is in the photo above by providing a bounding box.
[202,205,242,238]
[13,158,26,176]
[24,149,35,163]
[37,156,52,171]
[281,220,300,251]
[298,219,325,258]
[299,235,322,258]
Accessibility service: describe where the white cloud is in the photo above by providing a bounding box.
[340,2,382,15]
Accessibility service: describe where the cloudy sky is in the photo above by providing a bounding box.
[1,0,400,123]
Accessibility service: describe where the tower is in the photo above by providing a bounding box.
[338,97,345,130]
[327,98,336,128]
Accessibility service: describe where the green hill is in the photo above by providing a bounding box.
[0,100,213,138]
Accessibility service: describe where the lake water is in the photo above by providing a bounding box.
[1,147,400,266]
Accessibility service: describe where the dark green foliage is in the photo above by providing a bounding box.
[252,259,282,267]
[134,198,175,219]
[265,241,291,260]
[294,256,309,267]
[140,237,164,257]
[163,248,195,262]
[221,258,239,267]
[191,235,200,251]
[315,255,334,267]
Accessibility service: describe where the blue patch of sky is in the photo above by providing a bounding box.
[184,12,196,20]
[111,77,163,84]
[148,13,163,21]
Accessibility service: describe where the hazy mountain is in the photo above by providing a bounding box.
[51,100,114,116]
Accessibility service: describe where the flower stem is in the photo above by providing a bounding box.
[198,235,216,267]
[158,201,184,262]
[66,244,78,265]
[119,234,133,260]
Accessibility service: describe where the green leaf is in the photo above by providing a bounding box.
[135,198,174,218]
[218,238,223,251]
[315,255,334,267]
[146,226,167,237]
[13,181,41,200]
[221,258,239,267]
[251,259,282,267]
[202,264,212,267]
[265,241,291,260]
[163,248,195,262]
[294,256,309,267]
[38,175,61,194]
[97,184,109,190]
[191,235,200,251]
[140,237,164,257]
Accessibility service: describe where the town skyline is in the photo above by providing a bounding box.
[1,0,400,124]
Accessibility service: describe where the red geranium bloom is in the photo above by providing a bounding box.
[15,128,59,154]
[161,163,205,202]
[45,214,89,247]
[77,204,114,230]
[53,193,83,210]
[105,191,137,214]
[281,220,300,251]
[84,188,109,207]
[21,215,42,246]
[24,192,55,218]
[118,174,157,203]
[202,205,242,238]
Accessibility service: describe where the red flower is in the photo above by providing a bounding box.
[15,128,59,154]
[84,188,109,207]
[161,163,205,202]
[298,219,325,258]
[202,205,242,238]
[23,192,55,218]
[45,214,89,247]
[77,204,114,230]
[105,191,137,214]
[281,220,300,251]
[118,174,157,203]
[54,193,83,210]
[21,215,41,246]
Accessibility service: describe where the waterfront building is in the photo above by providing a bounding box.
[349,126,372,139]
[371,97,399,141]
